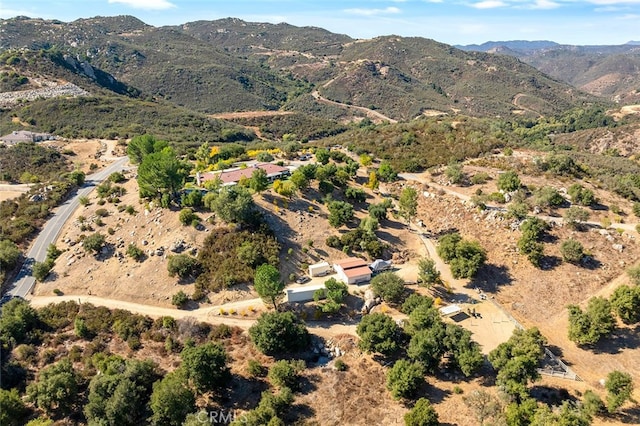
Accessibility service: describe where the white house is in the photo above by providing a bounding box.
[333,257,372,284]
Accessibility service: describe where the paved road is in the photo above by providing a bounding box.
[7,157,129,298]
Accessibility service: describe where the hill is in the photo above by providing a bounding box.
[459,40,640,104]
[0,16,605,125]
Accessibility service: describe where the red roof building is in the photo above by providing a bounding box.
[333,257,372,284]
[196,163,290,186]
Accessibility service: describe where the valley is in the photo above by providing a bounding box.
[1,14,640,426]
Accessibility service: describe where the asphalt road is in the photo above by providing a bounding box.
[7,157,129,298]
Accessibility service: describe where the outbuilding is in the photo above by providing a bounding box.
[308,261,332,277]
[333,257,372,284]
[285,284,326,303]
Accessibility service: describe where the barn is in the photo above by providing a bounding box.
[333,257,372,284]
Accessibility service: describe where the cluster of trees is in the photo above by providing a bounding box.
[517,217,548,267]
[356,294,484,402]
[436,232,487,279]
[0,298,245,425]
[568,277,640,346]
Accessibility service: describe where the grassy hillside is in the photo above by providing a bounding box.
[0,16,608,123]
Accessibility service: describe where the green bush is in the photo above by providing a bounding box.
[268,359,305,390]
[560,239,584,263]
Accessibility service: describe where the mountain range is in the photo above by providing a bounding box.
[1,15,639,144]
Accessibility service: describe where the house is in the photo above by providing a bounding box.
[0,131,56,145]
[196,162,291,187]
[333,257,372,284]
[285,284,326,303]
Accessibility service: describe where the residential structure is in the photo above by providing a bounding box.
[196,162,290,187]
[333,257,372,284]
[0,131,56,145]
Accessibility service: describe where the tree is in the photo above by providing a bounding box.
[488,328,545,398]
[407,327,445,373]
[137,147,189,199]
[417,258,441,287]
[610,284,640,324]
[0,388,28,426]
[249,311,310,355]
[463,390,502,426]
[249,168,269,193]
[0,297,39,348]
[84,358,159,426]
[205,185,255,224]
[401,294,434,315]
[399,186,418,224]
[27,358,78,416]
[315,148,330,164]
[449,240,487,279]
[0,239,21,270]
[497,170,521,192]
[315,278,348,313]
[564,206,590,230]
[533,186,565,209]
[377,161,397,182]
[126,134,168,164]
[268,359,305,391]
[356,313,400,355]
[254,264,285,311]
[32,260,53,282]
[437,233,486,279]
[445,162,465,184]
[370,271,405,304]
[149,370,195,426]
[289,169,309,191]
[366,170,379,190]
[568,297,614,346]
[171,291,189,308]
[386,360,424,400]
[605,370,634,413]
[82,232,105,253]
[568,184,595,206]
[181,342,230,393]
[404,398,439,426]
[560,239,584,263]
[167,254,201,280]
[327,200,354,228]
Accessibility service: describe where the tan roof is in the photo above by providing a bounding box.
[342,265,372,278]
[334,257,369,270]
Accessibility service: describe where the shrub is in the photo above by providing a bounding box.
[405,398,439,426]
[470,172,490,185]
[179,208,198,226]
[356,313,400,355]
[171,291,189,308]
[126,243,145,261]
[95,208,109,217]
[82,233,105,254]
[497,170,521,192]
[560,239,584,263]
[33,260,53,282]
[167,255,201,279]
[268,359,305,390]
[247,359,267,378]
[334,359,347,371]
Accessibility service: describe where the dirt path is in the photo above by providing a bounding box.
[27,294,357,340]
[209,111,294,120]
[0,183,33,202]
[411,226,517,354]
[311,90,398,124]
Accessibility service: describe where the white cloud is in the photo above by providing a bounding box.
[344,7,401,16]
[587,0,640,4]
[469,1,508,9]
[530,0,561,9]
[107,0,176,10]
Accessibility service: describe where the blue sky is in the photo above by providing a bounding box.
[1,1,639,45]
